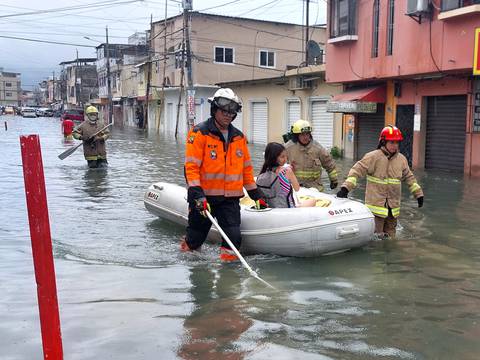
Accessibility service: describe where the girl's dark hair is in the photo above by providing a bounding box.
[260,142,286,174]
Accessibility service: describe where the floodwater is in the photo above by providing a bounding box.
[1,116,480,360]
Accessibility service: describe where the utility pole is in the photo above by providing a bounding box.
[105,26,113,124]
[75,49,79,106]
[144,14,153,130]
[52,71,55,101]
[305,0,310,64]
[157,0,168,134]
[183,0,194,130]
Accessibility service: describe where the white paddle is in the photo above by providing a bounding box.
[205,211,275,290]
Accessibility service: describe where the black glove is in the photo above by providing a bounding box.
[417,196,424,208]
[247,188,265,201]
[336,187,349,198]
[330,180,338,190]
[187,186,205,203]
[194,197,211,217]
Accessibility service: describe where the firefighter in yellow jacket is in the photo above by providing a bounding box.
[337,125,424,238]
[182,88,267,261]
[285,119,338,191]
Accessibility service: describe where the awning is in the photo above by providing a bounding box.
[327,86,386,113]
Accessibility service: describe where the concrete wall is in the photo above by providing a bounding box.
[326,1,479,83]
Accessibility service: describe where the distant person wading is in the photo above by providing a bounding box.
[73,105,110,168]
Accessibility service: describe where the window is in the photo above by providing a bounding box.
[175,50,187,69]
[259,50,275,68]
[442,0,480,11]
[5,82,12,87]
[70,86,75,97]
[6,92,12,97]
[214,46,234,64]
[329,0,357,38]
[371,0,379,58]
[386,0,394,55]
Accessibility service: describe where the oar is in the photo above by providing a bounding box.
[205,210,275,290]
[58,123,112,160]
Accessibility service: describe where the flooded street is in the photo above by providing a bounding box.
[2,116,480,359]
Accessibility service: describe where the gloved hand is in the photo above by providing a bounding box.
[94,134,105,142]
[417,196,424,208]
[336,187,349,198]
[330,180,338,190]
[194,197,211,217]
[255,199,268,210]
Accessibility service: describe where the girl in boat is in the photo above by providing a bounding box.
[256,142,316,208]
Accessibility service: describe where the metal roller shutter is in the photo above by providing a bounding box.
[311,100,333,149]
[357,104,385,159]
[287,100,301,132]
[426,95,466,172]
[166,103,174,134]
[251,101,268,144]
[234,110,243,133]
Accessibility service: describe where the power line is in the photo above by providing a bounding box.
[198,0,244,12]
[0,0,143,19]
[0,35,95,48]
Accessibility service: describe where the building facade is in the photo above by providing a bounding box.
[325,0,480,176]
[59,58,98,109]
[220,65,344,150]
[147,12,326,138]
[0,70,21,106]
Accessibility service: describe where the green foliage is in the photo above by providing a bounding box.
[330,146,343,159]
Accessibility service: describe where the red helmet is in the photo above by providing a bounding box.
[379,125,403,141]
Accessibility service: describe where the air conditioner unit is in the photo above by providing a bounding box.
[406,0,430,15]
[288,77,311,90]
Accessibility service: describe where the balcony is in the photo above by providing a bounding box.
[439,0,480,20]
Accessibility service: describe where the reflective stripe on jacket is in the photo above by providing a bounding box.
[72,121,109,160]
[342,147,424,218]
[184,118,257,198]
[285,139,337,191]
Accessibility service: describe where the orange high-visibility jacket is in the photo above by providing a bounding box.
[185,118,257,197]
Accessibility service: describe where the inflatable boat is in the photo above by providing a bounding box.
[144,182,375,257]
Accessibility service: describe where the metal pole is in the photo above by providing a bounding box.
[305,0,310,64]
[52,71,55,102]
[144,14,153,130]
[75,49,79,106]
[106,26,113,124]
[184,3,194,129]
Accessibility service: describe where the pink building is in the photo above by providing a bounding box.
[325,0,480,176]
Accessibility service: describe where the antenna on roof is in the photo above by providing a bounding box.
[306,40,322,65]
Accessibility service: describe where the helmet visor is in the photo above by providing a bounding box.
[215,97,240,113]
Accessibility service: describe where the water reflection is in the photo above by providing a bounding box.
[179,265,253,359]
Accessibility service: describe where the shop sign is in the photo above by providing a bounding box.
[187,89,195,121]
[327,101,377,113]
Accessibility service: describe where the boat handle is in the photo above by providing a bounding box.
[338,227,359,236]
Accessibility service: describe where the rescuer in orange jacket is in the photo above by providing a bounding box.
[183,88,267,261]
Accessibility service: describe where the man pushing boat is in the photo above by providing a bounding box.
[182,88,267,261]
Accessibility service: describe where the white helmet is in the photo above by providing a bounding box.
[208,88,242,113]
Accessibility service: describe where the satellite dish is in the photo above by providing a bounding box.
[307,40,322,65]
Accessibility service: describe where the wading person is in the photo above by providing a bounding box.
[337,125,424,239]
[73,105,110,169]
[285,119,338,192]
[256,142,316,208]
[182,88,267,261]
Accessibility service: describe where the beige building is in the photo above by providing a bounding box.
[0,70,21,106]
[219,65,345,152]
[147,12,326,136]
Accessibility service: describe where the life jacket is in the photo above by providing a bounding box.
[184,118,257,197]
[256,170,294,208]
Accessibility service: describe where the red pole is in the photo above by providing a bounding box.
[20,135,63,360]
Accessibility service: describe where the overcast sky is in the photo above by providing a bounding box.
[0,0,326,89]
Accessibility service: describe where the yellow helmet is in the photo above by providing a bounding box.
[85,105,98,115]
[291,119,312,134]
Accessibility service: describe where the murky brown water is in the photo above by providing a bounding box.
[1,116,480,359]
